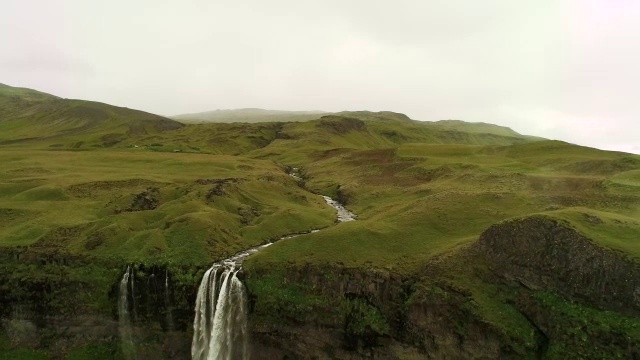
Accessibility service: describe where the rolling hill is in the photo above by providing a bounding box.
[0,83,183,147]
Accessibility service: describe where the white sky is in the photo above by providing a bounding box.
[1,0,639,154]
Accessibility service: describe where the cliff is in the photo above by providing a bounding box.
[2,216,640,359]
[244,215,640,359]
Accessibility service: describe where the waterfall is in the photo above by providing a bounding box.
[130,266,137,322]
[165,269,174,331]
[191,193,355,360]
[119,265,137,359]
[192,262,249,360]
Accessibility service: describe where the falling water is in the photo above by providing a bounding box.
[192,262,249,360]
[130,267,137,322]
[191,193,355,360]
[165,269,174,331]
[119,265,137,359]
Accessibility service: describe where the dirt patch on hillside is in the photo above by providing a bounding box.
[123,187,160,212]
[68,179,165,198]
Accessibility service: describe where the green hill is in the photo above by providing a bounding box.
[124,112,539,157]
[171,108,328,123]
[427,119,523,136]
[0,83,183,147]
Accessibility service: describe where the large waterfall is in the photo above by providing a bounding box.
[191,193,356,360]
[192,262,249,360]
[119,265,136,359]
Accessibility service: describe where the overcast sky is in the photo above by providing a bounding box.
[1,1,639,153]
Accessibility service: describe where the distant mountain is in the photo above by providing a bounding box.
[335,111,414,123]
[171,108,328,123]
[0,83,183,147]
[311,111,534,142]
[427,119,521,137]
[131,110,544,157]
[0,84,536,150]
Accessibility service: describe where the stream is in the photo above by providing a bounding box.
[190,193,356,360]
[117,168,357,360]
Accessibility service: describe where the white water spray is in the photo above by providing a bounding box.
[192,263,249,360]
[119,265,136,359]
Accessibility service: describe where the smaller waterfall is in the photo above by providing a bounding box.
[130,267,137,322]
[119,265,137,359]
[192,262,249,360]
[288,167,303,181]
[165,269,174,331]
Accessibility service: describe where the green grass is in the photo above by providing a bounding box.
[543,208,640,260]
[534,291,640,359]
[0,334,46,360]
[244,269,331,324]
[0,84,182,148]
[64,343,121,360]
[247,132,639,272]
[0,148,334,265]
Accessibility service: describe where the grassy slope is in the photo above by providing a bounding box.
[0,84,183,148]
[0,148,334,266]
[2,94,636,269]
[544,208,640,260]
[247,134,640,271]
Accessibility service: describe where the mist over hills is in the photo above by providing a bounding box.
[171,108,328,123]
[0,83,542,151]
[172,106,548,143]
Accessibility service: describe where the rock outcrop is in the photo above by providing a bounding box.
[476,216,640,317]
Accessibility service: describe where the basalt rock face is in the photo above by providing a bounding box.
[110,263,199,360]
[0,248,119,357]
[245,217,640,359]
[475,216,640,317]
[475,216,640,358]
[403,284,521,360]
[245,265,516,360]
[0,248,199,359]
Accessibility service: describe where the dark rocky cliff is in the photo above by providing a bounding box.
[244,215,640,359]
[0,248,200,359]
[2,216,640,358]
[475,216,640,317]
[244,265,530,359]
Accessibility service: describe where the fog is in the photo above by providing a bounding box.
[1,0,639,153]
